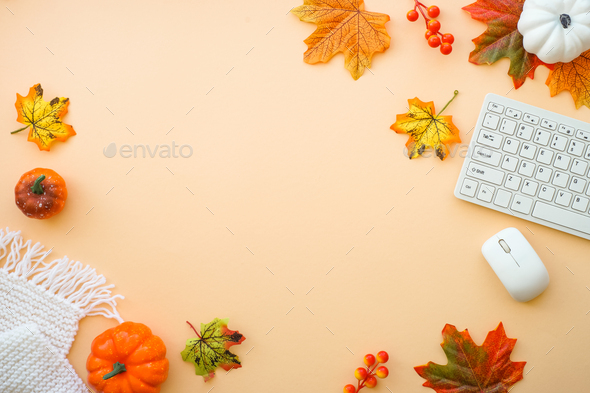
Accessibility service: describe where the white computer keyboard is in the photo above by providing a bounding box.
[454,93,590,240]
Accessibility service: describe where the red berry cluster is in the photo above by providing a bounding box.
[343,351,389,393]
[406,2,454,55]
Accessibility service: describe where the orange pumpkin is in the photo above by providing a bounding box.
[87,322,169,393]
[14,168,67,219]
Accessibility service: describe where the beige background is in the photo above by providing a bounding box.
[1,0,590,391]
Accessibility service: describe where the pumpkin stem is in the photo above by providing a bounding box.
[30,175,46,195]
[186,321,202,339]
[103,362,127,380]
[10,125,30,134]
[438,90,459,117]
[560,14,572,29]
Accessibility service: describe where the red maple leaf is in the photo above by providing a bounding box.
[462,0,549,89]
[415,322,526,392]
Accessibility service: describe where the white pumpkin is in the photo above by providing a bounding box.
[518,0,590,64]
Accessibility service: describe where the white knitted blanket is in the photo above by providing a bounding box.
[0,324,89,393]
[0,228,124,391]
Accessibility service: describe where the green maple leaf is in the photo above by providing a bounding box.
[463,0,547,89]
[181,318,246,382]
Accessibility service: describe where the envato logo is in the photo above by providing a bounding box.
[402,143,472,159]
[103,141,193,158]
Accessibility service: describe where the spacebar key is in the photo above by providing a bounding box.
[532,202,590,235]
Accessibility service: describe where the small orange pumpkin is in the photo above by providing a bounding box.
[87,322,169,393]
[14,168,67,219]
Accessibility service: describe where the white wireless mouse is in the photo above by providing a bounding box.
[481,227,549,302]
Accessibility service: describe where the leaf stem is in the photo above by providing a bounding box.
[10,125,29,134]
[31,175,46,195]
[186,321,202,339]
[438,90,459,117]
[103,362,126,380]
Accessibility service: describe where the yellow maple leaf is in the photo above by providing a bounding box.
[546,50,590,110]
[291,0,391,80]
[11,83,76,151]
[391,91,461,160]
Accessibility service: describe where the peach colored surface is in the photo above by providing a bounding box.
[1,1,590,392]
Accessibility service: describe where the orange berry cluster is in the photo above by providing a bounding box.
[406,1,454,55]
[343,351,389,393]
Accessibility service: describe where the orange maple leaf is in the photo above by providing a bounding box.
[391,92,461,160]
[415,322,526,393]
[291,0,391,80]
[11,83,76,151]
[546,50,590,110]
[462,0,548,89]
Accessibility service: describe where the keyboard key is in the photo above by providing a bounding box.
[506,108,522,119]
[482,113,500,130]
[571,158,588,176]
[585,145,590,160]
[541,118,557,130]
[522,180,539,196]
[516,124,534,140]
[570,177,587,193]
[477,184,495,203]
[568,140,584,156]
[537,148,554,165]
[460,178,478,197]
[501,155,519,172]
[478,131,502,149]
[519,143,537,159]
[550,134,568,151]
[488,102,504,114]
[505,174,522,191]
[539,185,556,201]
[532,202,590,234]
[553,153,571,170]
[518,161,535,177]
[535,166,552,183]
[555,190,573,207]
[572,196,590,212]
[576,129,590,142]
[502,138,520,154]
[499,118,517,135]
[559,124,575,136]
[467,162,505,185]
[472,145,502,166]
[494,189,512,208]
[552,172,570,188]
[523,113,539,125]
[533,129,551,146]
[511,194,533,214]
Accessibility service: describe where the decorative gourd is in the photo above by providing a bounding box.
[87,322,169,393]
[14,168,67,219]
[518,0,590,64]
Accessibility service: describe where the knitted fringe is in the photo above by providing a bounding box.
[0,228,123,323]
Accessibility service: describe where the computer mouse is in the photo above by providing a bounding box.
[481,227,549,302]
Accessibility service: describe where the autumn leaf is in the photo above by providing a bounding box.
[291,0,391,80]
[462,0,548,89]
[391,91,461,160]
[546,50,590,110]
[181,318,245,382]
[415,322,526,393]
[11,83,76,151]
